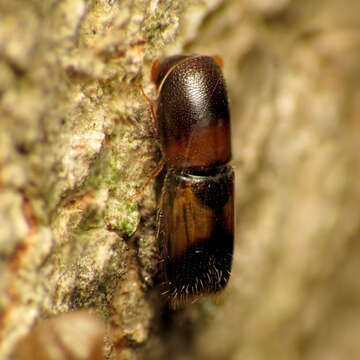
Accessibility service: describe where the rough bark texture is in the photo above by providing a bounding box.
[1,0,360,359]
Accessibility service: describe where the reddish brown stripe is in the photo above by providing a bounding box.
[164,122,231,169]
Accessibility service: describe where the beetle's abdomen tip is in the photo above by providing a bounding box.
[163,239,233,308]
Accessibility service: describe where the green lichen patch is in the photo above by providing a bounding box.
[104,198,138,237]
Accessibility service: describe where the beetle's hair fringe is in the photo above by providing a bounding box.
[162,264,232,309]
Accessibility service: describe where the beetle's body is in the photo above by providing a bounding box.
[152,55,234,308]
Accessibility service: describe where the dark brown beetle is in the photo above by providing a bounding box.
[151,54,234,308]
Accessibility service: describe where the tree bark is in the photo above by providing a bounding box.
[1,0,360,359]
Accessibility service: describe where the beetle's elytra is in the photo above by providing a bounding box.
[151,54,234,308]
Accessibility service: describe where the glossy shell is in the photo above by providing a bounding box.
[152,54,234,308]
[153,55,231,170]
[157,166,234,308]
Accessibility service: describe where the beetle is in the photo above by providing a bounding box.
[149,54,234,308]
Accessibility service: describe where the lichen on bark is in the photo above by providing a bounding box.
[0,0,182,358]
[1,0,360,360]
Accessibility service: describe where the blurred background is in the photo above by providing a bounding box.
[147,1,360,359]
[1,0,360,359]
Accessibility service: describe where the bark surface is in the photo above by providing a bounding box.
[1,0,359,359]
